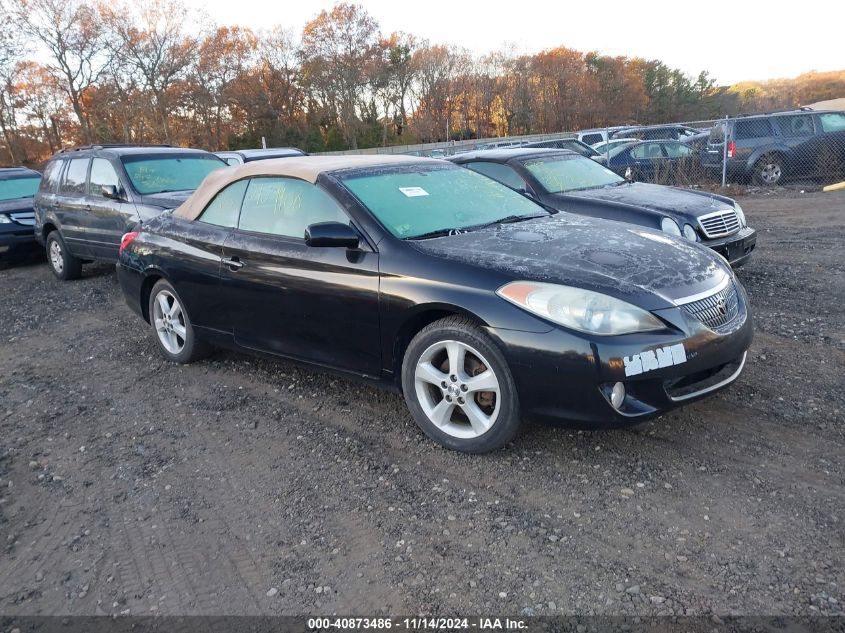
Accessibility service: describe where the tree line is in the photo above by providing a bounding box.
[1,0,844,166]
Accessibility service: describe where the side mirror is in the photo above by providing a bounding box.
[102,184,122,200]
[624,167,634,182]
[305,222,360,249]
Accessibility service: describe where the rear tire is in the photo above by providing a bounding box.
[401,316,521,453]
[45,231,82,280]
[148,279,212,364]
[753,154,785,186]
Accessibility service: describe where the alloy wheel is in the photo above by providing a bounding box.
[153,290,187,355]
[413,340,501,439]
[49,240,63,274]
[760,162,782,184]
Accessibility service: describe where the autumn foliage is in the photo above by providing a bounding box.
[1,0,843,166]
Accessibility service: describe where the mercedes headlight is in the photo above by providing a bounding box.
[0,214,11,224]
[682,223,698,241]
[661,217,681,236]
[497,281,664,335]
[734,203,746,227]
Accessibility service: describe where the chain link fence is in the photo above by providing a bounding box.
[320,110,845,189]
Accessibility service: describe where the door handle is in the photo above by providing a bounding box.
[222,256,244,270]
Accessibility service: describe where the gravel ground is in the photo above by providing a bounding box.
[0,191,843,617]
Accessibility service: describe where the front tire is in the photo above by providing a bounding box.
[45,231,82,280]
[148,279,211,363]
[401,316,521,453]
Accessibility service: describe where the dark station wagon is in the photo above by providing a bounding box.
[34,145,226,279]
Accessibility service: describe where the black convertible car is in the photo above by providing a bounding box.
[118,155,752,453]
[449,148,757,267]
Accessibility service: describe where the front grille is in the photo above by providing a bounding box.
[679,282,742,333]
[698,209,740,239]
[9,212,35,226]
[665,352,746,401]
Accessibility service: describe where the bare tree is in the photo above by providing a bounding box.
[191,25,257,149]
[102,0,196,143]
[412,43,466,142]
[0,22,24,162]
[379,32,417,137]
[301,3,381,149]
[10,0,110,144]
[16,62,68,152]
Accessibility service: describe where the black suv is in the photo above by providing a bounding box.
[34,145,225,279]
[0,167,41,262]
[702,110,845,185]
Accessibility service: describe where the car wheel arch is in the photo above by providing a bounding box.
[390,305,490,387]
[140,268,169,324]
[42,222,58,242]
[747,146,788,170]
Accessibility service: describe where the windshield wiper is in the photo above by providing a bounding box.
[408,214,547,240]
[408,228,459,240]
[463,213,549,232]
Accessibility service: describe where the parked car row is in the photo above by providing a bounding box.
[4,142,758,454]
[582,109,845,185]
[411,108,845,187]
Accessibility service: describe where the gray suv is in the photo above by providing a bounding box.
[35,145,225,280]
[702,109,845,185]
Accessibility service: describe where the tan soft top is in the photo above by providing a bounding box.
[174,154,436,221]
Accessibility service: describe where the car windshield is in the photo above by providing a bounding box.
[594,140,625,153]
[339,163,547,239]
[522,154,624,193]
[0,176,41,200]
[121,154,225,195]
[564,141,598,157]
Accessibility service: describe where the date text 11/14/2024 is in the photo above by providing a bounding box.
[307,617,528,630]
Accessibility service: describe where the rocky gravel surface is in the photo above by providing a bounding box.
[0,191,843,617]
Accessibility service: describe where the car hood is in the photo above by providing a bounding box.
[560,182,736,221]
[137,190,195,209]
[0,198,35,214]
[411,213,730,310]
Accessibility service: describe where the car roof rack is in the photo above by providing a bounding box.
[57,143,175,153]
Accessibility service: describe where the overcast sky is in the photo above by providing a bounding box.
[187,0,843,85]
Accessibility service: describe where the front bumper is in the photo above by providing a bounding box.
[701,226,757,267]
[485,286,753,428]
[0,223,38,258]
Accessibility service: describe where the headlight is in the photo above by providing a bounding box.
[661,217,681,236]
[682,223,698,241]
[734,203,746,227]
[0,214,11,224]
[497,281,664,336]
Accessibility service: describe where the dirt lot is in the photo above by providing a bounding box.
[0,191,843,617]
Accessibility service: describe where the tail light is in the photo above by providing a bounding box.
[119,231,139,255]
[726,141,736,159]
